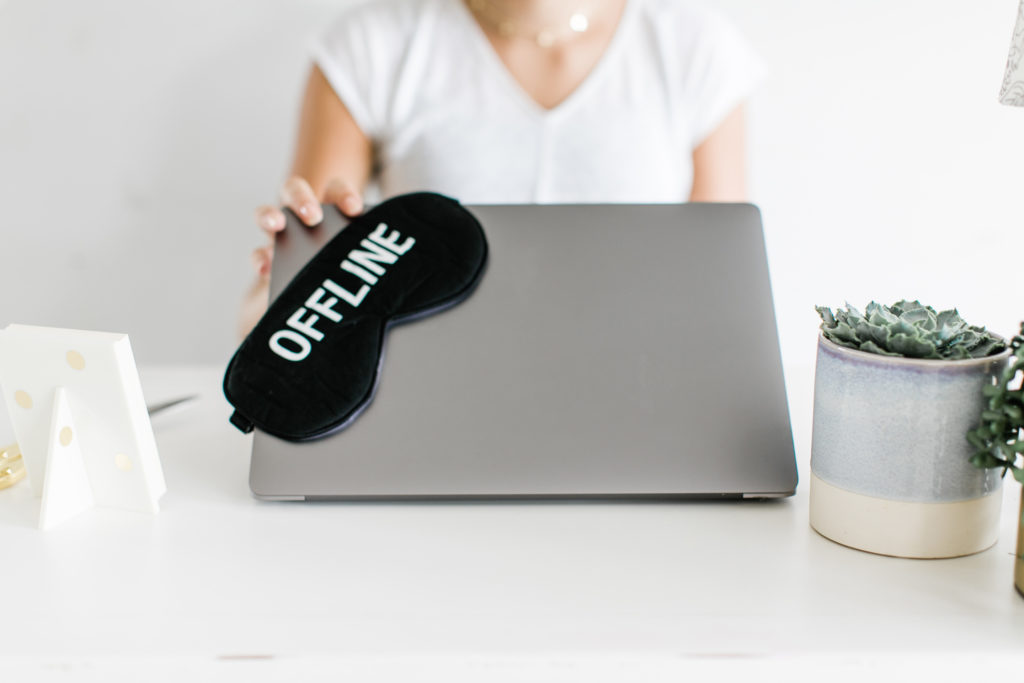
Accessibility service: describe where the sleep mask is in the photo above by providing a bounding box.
[223,192,488,441]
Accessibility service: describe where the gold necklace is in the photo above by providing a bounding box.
[467,0,595,48]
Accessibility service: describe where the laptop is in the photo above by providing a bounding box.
[249,203,797,500]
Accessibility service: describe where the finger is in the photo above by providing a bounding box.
[239,276,271,341]
[280,176,323,225]
[250,247,266,276]
[323,178,364,217]
[251,245,273,277]
[255,205,286,235]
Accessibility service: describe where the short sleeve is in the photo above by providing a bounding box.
[682,9,766,147]
[309,7,384,139]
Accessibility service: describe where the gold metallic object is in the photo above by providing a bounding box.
[0,443,26,490]
[466,0,595,47]
[0,394,198,493]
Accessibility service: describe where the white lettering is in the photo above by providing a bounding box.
[341,259,379,285]
[369,222,416,255]
[287,308,324,342]
[305,287,343,323]
[348,238,399,275]
[268,224,417,363]
[269,329,311,362]
[323,277,369,308]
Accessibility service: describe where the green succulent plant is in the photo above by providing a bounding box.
[967,323,1024,484]
[815,300,1006,360]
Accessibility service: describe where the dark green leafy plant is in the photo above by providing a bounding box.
[815,300,1006,360]
[967,323,1024,484]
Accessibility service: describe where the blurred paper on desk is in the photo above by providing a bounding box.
[1000,0,1024,105]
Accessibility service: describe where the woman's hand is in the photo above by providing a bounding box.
[251,176,364,278]
[240,176,364,339]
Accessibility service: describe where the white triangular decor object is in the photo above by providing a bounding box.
[1000,0,1024,105]
[38,387,94,530]
[0,325,166,529]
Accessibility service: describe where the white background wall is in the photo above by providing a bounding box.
[1,0,1022,372]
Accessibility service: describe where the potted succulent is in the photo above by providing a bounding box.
[966,324,1024,596]
[810,300,1010,558]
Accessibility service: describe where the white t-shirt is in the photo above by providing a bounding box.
[312,0,764,204]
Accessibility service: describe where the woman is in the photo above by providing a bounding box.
[243,0,763,332]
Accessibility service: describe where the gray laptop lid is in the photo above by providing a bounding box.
[250,203,797,500]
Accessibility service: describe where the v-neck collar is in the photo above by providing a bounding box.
[450,0,637,121]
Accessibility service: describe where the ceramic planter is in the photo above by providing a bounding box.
[1017,488,1024,596]
[810,334,1011,558]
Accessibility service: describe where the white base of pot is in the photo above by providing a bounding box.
[809,473,1001,559]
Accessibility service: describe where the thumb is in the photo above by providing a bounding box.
[323,179,364,217]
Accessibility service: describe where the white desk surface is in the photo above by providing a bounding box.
[2,364,1023,679]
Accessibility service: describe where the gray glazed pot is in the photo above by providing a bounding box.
[1016,489,1024,597]
[810,334,1011,558]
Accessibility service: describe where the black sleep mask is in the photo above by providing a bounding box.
[223,192,488,441]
